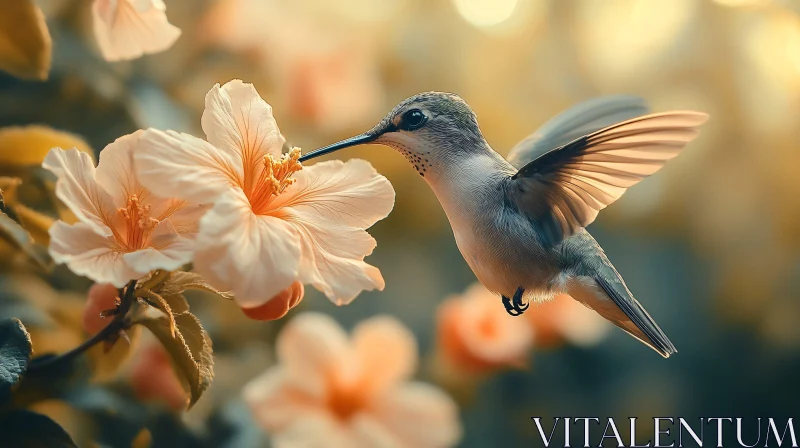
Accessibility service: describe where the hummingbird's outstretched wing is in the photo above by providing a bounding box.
[506,95,649,169]
[506,111,708,247]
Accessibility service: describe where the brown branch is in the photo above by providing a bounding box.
[27,279,138,373]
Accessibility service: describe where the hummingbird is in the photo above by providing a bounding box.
[299,93,708,358]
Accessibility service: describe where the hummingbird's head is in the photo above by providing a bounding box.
[299,92,488,177]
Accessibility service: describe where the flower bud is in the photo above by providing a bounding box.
[241,282,304,321]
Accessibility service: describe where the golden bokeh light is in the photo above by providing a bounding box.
[452,0,519,27]
[745,10,800,87]
[576,0,696,82]
[713,0,769,7]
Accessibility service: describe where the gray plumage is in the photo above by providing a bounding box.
[300,93,708,358]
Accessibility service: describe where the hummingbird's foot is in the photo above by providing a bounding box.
[502,287,528,316]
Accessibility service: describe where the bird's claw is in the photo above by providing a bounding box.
[502,287,528,316]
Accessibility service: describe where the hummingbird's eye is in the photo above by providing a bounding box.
[399,109,427,131]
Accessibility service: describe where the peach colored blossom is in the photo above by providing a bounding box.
[241,282,304,321]
[134,80,395,309]
[525,293,611,348]
[83,283,119,335]
[243,313,461,448]
[92,0,181,62]
[44,132,206,287]
[436,283,534,374]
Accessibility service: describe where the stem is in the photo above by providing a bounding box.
[27,280,138,373]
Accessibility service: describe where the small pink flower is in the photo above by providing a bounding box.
[436,283,534,374]
[243,313,462,448]
[135,80,395,309]
[92,0,181,62]
[44,132,205,287]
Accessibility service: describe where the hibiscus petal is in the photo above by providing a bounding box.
[95,131,144,208]
[92,0,181,62]
[350,414,405,448]
[202,80,286,194]
[163,202,209,237]
[371,382,462,448]
[243,368,321,431]
[42,148,116,238]
[135,129,240,204]
[273,412,357,448]
[193,189,301,306]
[276,313,352,400]
[122,220,193,273]
[49,221,139,287]
[352,316,417,396]
[274,159,395,229]
[285,211,384,305]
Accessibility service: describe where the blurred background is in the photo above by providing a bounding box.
[2,0,800,446]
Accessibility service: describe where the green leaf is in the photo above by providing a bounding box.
[137,270,233,302]
[0,210,51,270]
[167,271,234,299]
[138,312,213,409]
[137,289,177,337]
[0,0,51,80]
[161,293,189,314]
[0,410,78,447]
[0,318,31,401]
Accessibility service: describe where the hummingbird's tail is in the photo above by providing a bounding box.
[567,276,677,358]
[563,231,677,357]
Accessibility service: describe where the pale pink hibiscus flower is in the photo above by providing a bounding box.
[134,80,395,309]
[92,0,181,62]
[243,313,462,448]
[44,131,205,287]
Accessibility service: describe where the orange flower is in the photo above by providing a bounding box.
[243,313,462,448]
[436,283,534,374]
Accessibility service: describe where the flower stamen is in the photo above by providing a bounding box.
[248,147,303,215]
[117,195,159,251]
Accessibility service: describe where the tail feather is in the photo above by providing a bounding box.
[567,276,677,358]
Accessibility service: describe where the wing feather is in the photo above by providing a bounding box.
[508,111,708,246]
[507,95,650,168]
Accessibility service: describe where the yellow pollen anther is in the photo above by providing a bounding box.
[248,147,303,214]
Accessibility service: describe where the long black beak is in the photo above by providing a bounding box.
[298,132,378,162]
